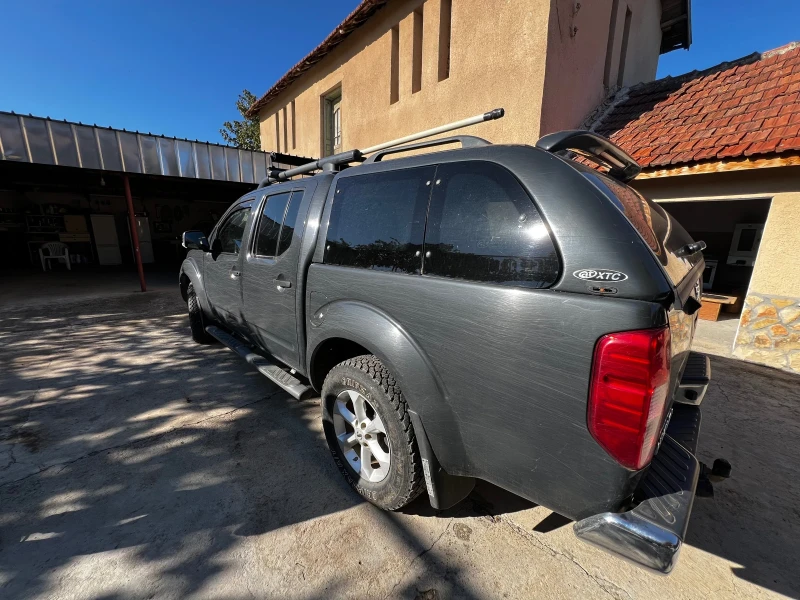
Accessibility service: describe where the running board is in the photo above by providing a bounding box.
[205,326,313,400]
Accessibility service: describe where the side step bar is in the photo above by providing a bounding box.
[205,326,314,400]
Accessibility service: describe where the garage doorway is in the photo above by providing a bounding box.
[659,198,772,318]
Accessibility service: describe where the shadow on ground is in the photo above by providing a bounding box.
[0,291,516,599]
[0,289,798,599]
[686,355,800,598]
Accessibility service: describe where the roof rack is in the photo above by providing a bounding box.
[535,130,641,183]
[257,108,504,188]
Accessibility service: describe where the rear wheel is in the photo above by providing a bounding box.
[186,283,214,344]
[321,355,424,510]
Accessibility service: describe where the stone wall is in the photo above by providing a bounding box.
[733,293,800,373]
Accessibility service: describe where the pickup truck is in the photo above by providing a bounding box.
[179,125,723,574]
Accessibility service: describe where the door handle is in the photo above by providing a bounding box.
[274,278,292,289]
[230,270,241,279]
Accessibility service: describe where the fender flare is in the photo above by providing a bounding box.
[179,256,210,314]
[307,300,469,476]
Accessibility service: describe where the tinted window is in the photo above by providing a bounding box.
[254,192,291,257]
[424,161,559,288]
[277,190,305,256]
[324,166,435,273]
[216,208,251,254]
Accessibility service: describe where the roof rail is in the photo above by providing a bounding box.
[535,130,641,183]
[257,108,504,188]
[363,135,489,163]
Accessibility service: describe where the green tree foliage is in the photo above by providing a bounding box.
[220,90,261,150]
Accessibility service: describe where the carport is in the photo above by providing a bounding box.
[0,111,310,291]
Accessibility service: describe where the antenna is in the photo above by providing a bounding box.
[258,108,504,188]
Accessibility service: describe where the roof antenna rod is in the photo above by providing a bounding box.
[258,108,504,187]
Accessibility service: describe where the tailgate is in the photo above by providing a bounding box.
[580,167,705,388]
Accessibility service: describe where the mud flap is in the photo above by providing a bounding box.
[409,410,475,510]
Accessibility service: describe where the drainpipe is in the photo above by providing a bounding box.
[123,174,147,292]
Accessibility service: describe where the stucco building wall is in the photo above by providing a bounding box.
[632,168,800,374]
[259,0,552,159]
[539,0,662,135]
[258,0,663,158]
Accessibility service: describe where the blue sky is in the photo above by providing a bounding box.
[1,1,798,145]
[656,1,800,78]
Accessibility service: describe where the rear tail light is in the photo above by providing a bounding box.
[588,327,671,470]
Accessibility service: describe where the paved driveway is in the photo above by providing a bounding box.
[1,289,798,599]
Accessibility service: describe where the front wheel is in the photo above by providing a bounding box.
[321,355,424,510]
[186,283,214,344]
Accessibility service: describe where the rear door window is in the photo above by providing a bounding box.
[277,190,305,256]
[254,192,291,257]
[581,169,700,287]
[423,161,560,288]
[324,166,435,273]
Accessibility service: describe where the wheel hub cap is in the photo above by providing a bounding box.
[333,389,391,483]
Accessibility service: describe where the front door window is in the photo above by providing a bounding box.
[214,208,251,255]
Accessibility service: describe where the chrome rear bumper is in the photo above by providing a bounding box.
[574,352,712,573]
[574,432,699,573]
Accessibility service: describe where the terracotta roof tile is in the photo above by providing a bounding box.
[777,136,800,151]
[744,139,780,155]
[594,43,800,168]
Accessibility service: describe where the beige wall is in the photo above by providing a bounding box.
[618,0,662,87]
[733,192,800,374]
[260,0,552,158]
[632,166,800,374]
[748,193,800,299]
[538,0,662,135]
[258,0,663,158]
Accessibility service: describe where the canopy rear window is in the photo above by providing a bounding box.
[580,168,701,287]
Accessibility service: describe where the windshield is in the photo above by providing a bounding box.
[580,168,701,287]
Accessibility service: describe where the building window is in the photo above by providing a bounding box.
[412,7,424,93]
[322,86,342,157]
[438,0,452,81]
[390,25,400,104]
[617,7,632,87]
[603,0,620,87]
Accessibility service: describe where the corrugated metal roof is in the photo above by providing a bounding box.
[0,111,271,184]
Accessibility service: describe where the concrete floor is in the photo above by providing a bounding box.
[1,286,799,599]
[0,268,177,309]
[692,314,740,359]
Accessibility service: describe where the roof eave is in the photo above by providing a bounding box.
[246,0,389,118]
[659,0,692,54]
[637,153,800,179]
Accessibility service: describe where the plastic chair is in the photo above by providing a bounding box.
[39,242,71,271]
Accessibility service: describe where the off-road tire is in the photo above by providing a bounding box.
[187,283,214,344]
[321,355,424,510]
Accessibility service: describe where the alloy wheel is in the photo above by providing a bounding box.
[333,389,391,482]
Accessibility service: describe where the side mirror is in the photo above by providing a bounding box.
[183,230,210,252]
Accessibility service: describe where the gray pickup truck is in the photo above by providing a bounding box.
[179,120,727,574]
